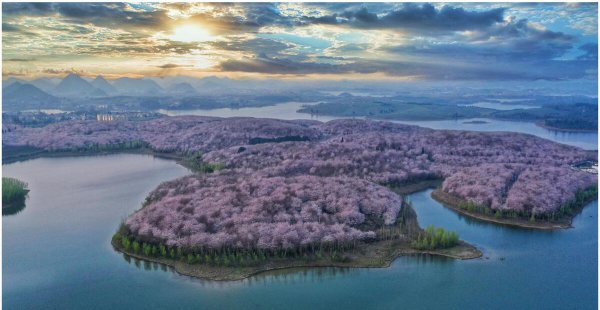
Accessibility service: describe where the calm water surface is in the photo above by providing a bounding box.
[3,154,597,309]
[459,102,540,110]
[157,101,597,150]
[157,101,339,122]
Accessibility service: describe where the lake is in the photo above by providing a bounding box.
[157,101,597,150]
[3,154,597,309]
[157,102,340,122]
[459,101,540,110]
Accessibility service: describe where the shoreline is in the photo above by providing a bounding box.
[297,109,597,134]
[388,179,442,195]
[535,121,597,133]
[430,189,596,230]
[111,201,482,282]
[1,146,200,171]
[111,238,482,282]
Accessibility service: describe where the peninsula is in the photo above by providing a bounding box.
[3,116,597,279]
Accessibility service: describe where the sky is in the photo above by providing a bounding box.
[2,2,598,81]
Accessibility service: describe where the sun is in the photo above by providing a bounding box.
[169,25,213,42]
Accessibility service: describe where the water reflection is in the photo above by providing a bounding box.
[250,266,357,285]
[2,200,26,216]
[119,249,361,287]
[460,102,540,110]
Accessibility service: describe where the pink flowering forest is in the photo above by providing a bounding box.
[4,116,597,250]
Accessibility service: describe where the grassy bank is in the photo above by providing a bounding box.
[2,177,29,214]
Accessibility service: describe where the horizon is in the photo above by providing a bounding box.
[2,2,598,82]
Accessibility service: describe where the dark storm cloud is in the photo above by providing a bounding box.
[302,4,505,31]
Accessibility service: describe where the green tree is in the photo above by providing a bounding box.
[132,241,140,254]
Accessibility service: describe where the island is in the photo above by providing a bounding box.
[2,177,29,215]
[2,116,597,279]
[112,172,479,280]
[297,100,598,132]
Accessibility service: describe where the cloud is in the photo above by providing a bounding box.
[1,3,596,82]
[210,38,292,55]
[578,43,598,60]
[2,23,20,32]
[4,58,36,62]
[302,4,505,32]
[217,52,592,81]
[156,63,192,69]
[384,18,575,62]
[2,69,31,77]
[2,3,54,16]
[3,3,169,31]
[41,68,85,75]
[55,3,169,30]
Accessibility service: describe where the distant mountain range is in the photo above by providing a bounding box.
[2,82,59,111]
[1,74,272,101]
[166,82,198,95]
[55,73,97,97]
[0,74,252,111]
[112,77,164,96]
[91,76,117,95]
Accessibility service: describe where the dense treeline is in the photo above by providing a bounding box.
[544,119,597,131]
[180,151,224,173]
[2,177,28,206]
[113,231,358,266]
[495,103,598,131]
[412,225,459,250]
[68,140,148,152]
[454,185,598,222]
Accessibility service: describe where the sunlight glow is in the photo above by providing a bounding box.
[169,25,213,42]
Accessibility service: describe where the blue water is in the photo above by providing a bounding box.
[459,101,539,110]
[3,155,598,309]
[156,102,597,150]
